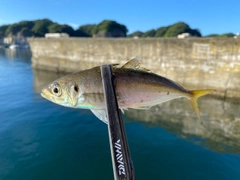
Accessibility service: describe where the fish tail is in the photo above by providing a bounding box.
[189,89,216,119]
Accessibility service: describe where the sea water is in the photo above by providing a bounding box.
[0,49,240,180]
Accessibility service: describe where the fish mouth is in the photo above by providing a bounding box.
[41,88,65,106]
[41,88,47,98]
[41,88,53,101]
[40,92,47,99]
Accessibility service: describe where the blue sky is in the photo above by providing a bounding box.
[0,0,239,36]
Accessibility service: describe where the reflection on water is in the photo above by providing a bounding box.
[126,98,240,154]
[33,69,67,93]
[33,67,240,154]
[0,49,32,60]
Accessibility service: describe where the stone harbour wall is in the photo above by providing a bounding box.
[28,38,240,100]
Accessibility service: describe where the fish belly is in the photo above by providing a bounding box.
[116,85,181,109]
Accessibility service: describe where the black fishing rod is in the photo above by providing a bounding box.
[101,65,134,180]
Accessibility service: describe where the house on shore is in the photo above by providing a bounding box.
[45,33,69,38]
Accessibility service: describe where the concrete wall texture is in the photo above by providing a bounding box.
[28,38,240,99]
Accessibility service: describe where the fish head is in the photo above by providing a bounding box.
[41,77,81,108]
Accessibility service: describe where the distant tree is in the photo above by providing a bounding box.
[219,33,235,37]
[188,29,201,37]
[164,22,190,37]
[48,23,75,36]
[5,23,23,36]
[0,25,8,38]
[127,31,144,37]
[1,21,34,37]
[31,19,53,37]
[60,25,75,36]
[155,27,168,37]
[205,34,219,37]
[163,22,201,37]
[1,19,207,39]
[5,21,36,37]
[77,24,96,36]
[19,27,33,37]
[48,23,61,33]
[18,21,35,30]
[74,29,91,37]
[92,20,128,37]
[1,19,80,37]
[205,33,235,38]
[142,29,156,37]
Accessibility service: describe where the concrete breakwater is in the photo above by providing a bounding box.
[28,38,240,100]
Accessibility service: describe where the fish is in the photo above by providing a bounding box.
[41,58,215,124]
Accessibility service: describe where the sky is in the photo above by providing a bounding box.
[0,0,239,36]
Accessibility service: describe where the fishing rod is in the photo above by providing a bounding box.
[101,65,134,180]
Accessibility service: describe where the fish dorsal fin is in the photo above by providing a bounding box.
[122,56,141,69]
[121,57,151,72]
[112,64,119,67]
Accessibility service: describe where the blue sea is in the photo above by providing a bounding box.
[0,49,240,180]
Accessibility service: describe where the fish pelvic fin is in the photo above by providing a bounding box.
[189,89,216,119]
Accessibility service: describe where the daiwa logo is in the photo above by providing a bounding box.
[115,139,126,175]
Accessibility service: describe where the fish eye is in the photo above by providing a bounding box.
[53,87,59,93]
[52,84,61,96]
[74,85,79,93]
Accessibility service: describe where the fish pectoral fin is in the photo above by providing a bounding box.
[90,109,108,124]
[91,108,125,123]
[121,56,151,72]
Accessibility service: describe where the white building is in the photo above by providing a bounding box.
[234,33,240,39]
[177,33,191,39]
[45,33,69,38]
[4,36,13,44]
[3,36,27,44]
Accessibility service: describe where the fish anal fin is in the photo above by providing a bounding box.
[189,89,216,119]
